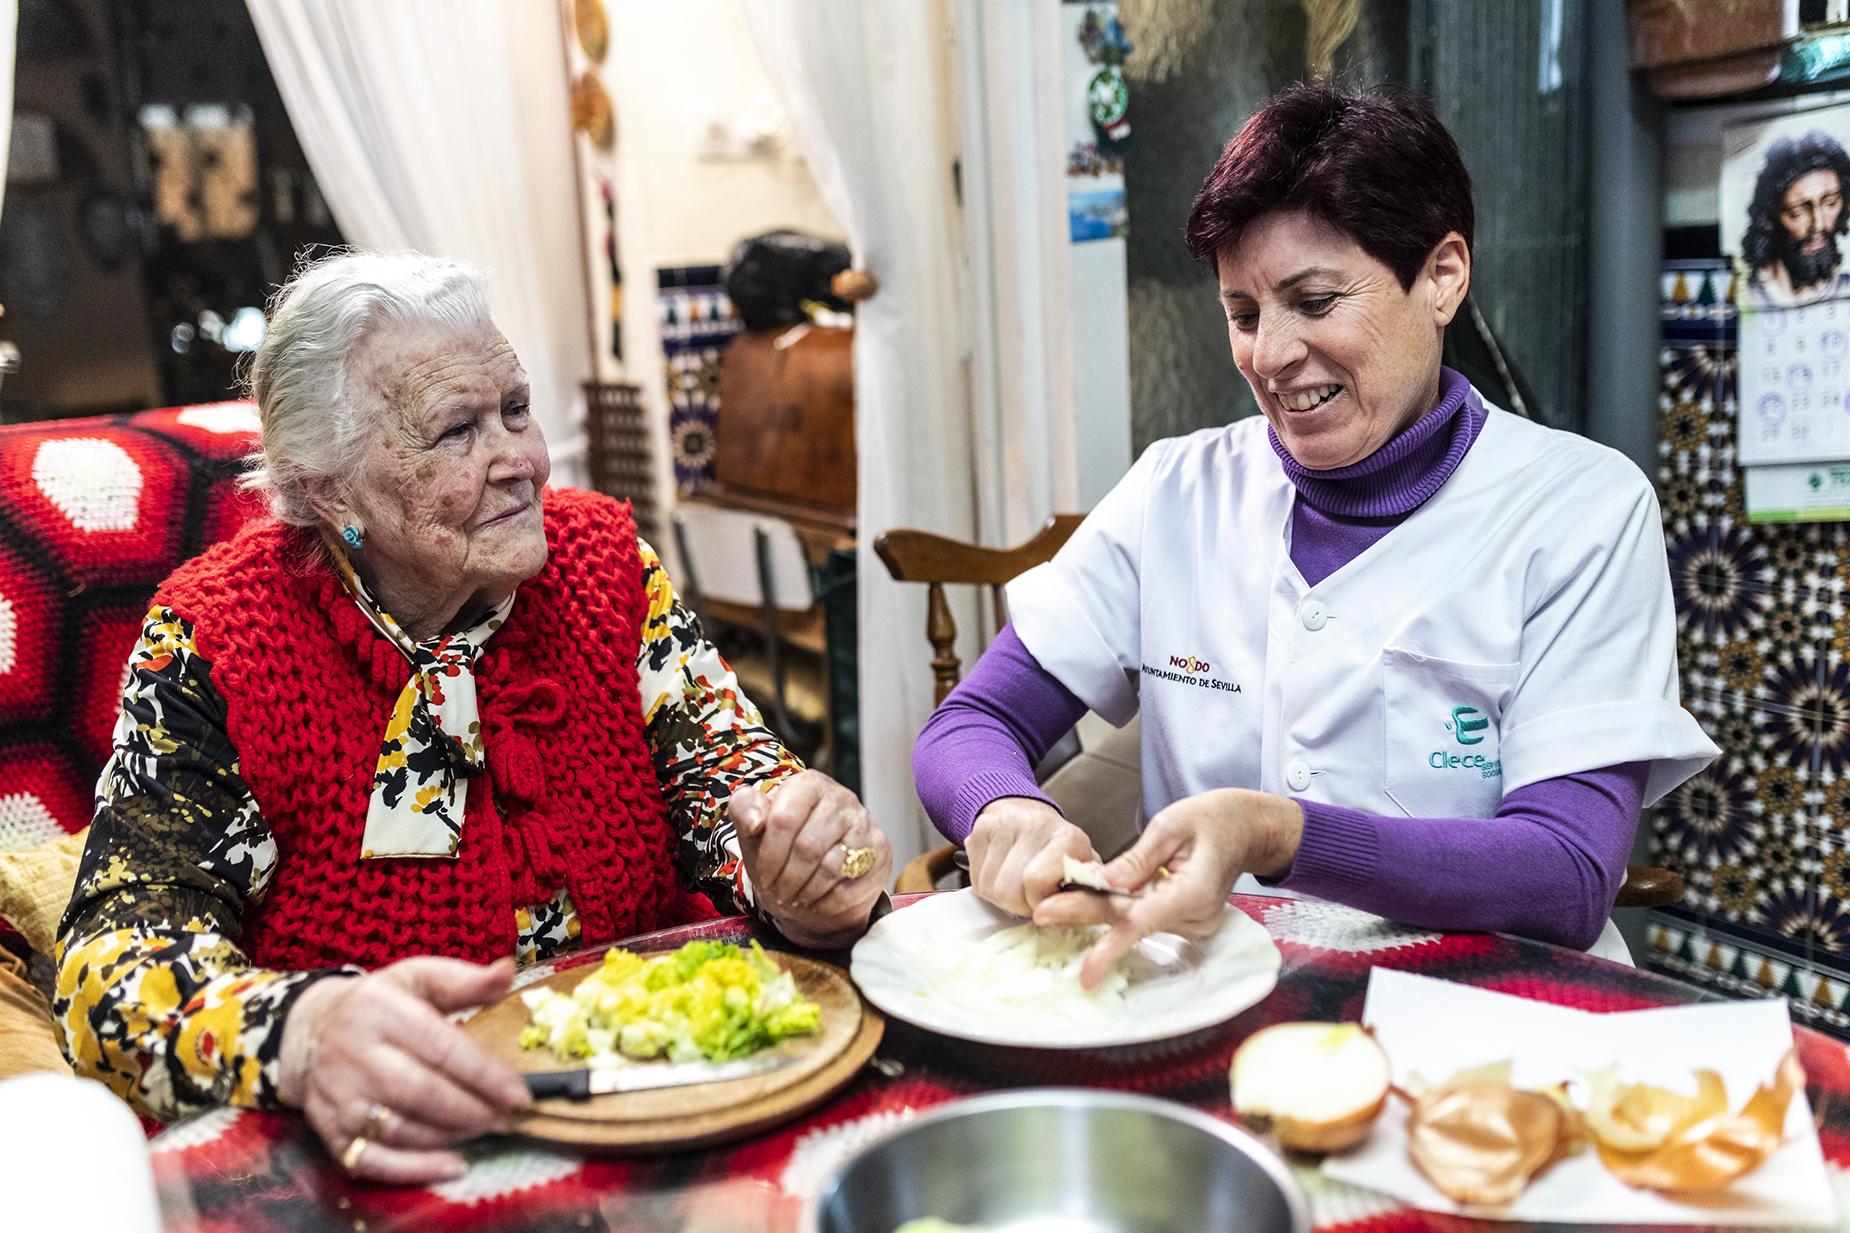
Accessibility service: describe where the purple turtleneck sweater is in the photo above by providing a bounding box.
[912,370,1647,951]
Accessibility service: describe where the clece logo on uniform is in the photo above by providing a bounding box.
[1447,705,1488,745]
[1429,702,1500,779]
[1141,653,1242,695]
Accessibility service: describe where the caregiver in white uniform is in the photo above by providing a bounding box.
[910,83,1718,987]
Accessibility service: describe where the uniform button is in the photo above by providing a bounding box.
[1285,760,1312,792]
[1299,599,1327,631]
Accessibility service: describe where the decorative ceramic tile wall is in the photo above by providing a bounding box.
[1649,257,1850,1037]
[656,265,741,494]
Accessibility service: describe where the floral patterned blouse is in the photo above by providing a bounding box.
[55,539,803,1121]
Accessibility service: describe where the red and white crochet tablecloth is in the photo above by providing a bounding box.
[151,894,1850,1233]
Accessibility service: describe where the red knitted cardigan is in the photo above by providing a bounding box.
[157,488,710,971]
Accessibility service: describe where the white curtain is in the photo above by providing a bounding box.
[0,1,15,227]
[957,0,1081,550]
[246,0,591,482]
[748,2,978,863]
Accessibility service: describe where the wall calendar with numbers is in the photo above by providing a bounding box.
[1737,298,1850,466]
[1722,101,1850,519]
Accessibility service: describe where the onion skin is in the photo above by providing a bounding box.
[1407,1083,1575,1206]
[1592,1049,1803,1193]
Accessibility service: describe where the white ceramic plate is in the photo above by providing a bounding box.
[849,889,1282,1048]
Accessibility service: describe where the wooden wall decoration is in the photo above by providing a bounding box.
[571,71,615,151]
[573,0,608,63]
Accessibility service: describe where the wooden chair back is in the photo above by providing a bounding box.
[583,381,661,547]
[876,515,1082,894]
[672,504,826,754]
[873,515,1083,706]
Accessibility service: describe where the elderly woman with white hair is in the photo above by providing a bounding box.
[54,250,893,1183]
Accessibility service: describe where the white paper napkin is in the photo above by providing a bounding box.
[1320,969,1838,1227]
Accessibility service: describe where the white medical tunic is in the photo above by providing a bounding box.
[1007,401,1718,952]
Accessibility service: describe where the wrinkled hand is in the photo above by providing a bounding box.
[965,796,1098,918]
[279,957,530,1185]
[1034,788,1303,990]
[731,770,893,949]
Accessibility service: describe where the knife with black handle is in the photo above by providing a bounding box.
[524,1052,790,1101]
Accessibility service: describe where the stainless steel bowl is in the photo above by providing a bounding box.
[807,1088,1310,1233]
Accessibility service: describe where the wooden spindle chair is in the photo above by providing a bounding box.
[875,516,1081,891]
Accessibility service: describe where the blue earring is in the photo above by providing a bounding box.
[341,524,364,551]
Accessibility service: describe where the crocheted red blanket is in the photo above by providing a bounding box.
[0,403,265,868]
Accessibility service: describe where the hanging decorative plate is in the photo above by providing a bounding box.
[572,70,615,151]
[574,0,609,63]
[1088,64,1131,147]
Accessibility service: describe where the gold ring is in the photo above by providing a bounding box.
[837,843,876,879]
[339,1133,370,1174]
[361,1102,392,1140]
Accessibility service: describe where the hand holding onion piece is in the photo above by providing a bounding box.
[1059,854,1118,894]
[1230,1022,1391,1152]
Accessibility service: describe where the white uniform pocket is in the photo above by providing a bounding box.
[1381,647,1520,819]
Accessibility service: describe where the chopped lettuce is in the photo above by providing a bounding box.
[517,940,823,1064]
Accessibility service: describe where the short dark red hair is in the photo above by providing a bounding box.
[1184,83,1473,289]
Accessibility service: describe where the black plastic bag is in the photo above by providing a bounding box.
[722,229,852,330]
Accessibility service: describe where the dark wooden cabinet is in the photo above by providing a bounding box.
[712,324,855,516]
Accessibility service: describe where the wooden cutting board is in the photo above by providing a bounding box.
[461,951,883,1153]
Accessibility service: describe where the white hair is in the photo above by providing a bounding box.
[240,249,494,526]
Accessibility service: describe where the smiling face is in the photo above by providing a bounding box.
[1217,210,1470,471]
[324,319,551,637]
